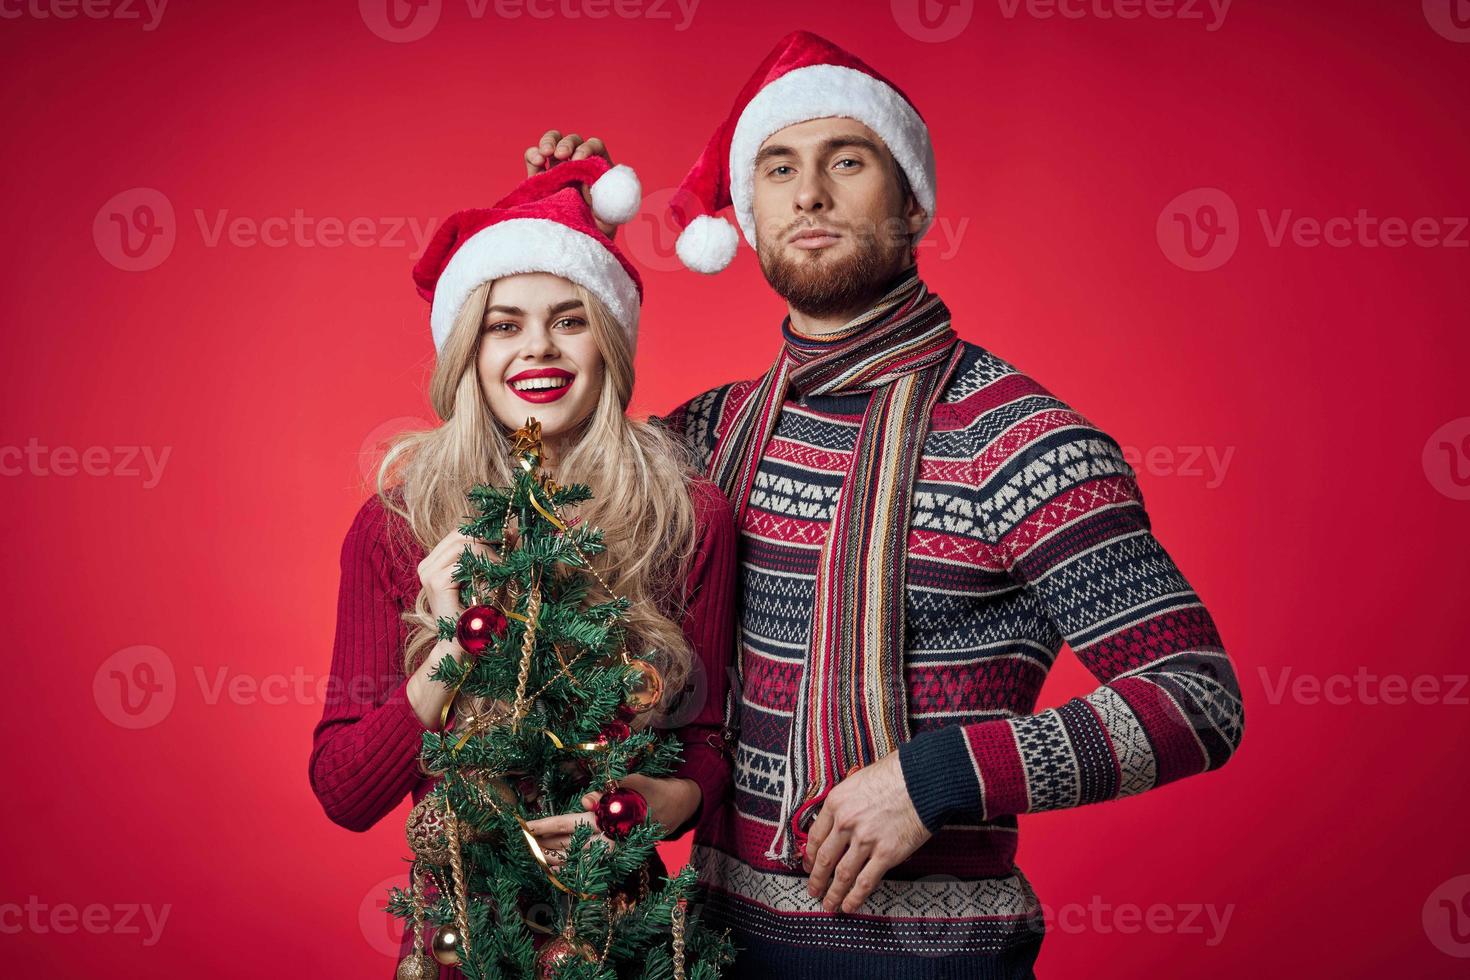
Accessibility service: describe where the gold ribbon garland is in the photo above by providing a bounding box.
[463,771,597,901]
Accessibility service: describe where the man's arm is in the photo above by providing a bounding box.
[896,418,1245,829]
[807,409,1245,913]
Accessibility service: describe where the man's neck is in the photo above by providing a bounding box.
[785,261,917,337]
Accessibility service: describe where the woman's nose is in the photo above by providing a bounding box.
[519,324,559,358]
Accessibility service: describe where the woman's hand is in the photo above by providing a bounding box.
[416,528,496,624]
[524,773,702,869]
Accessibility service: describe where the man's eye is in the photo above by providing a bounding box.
[834,158,860,170]
[769,165,794,177]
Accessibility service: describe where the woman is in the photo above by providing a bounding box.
[307,155,735,975]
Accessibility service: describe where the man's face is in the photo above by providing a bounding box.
[750,117,927,320]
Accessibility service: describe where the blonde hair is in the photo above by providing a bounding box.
[373,279,700,725]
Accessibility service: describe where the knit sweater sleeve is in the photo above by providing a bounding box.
[308,494,430,832]
[664,478,738,838]
[898,408,1246,831]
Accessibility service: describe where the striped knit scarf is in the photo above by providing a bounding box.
[707,270,963,865]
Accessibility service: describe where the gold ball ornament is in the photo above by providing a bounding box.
[405,795,453,865]
[395,952,438,980]
[624,660,664,714]
[431,924,465,966]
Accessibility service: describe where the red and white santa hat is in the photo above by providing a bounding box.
[668,29,937,274]
[413,155,644,352]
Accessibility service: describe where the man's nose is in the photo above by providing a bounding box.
[794,173,832,214]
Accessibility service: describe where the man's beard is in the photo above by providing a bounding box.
[758,226,905,320]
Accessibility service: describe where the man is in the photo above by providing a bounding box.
[524,30,1244,980]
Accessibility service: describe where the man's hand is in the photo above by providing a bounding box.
[802,751,932,914]
[523,129,618,237]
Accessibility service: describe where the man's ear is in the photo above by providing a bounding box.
[903,190,928,238]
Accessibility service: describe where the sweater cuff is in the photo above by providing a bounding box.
[898,726,982,832]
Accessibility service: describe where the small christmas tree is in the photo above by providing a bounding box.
[387,418,735,980]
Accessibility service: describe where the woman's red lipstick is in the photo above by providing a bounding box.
[506,367,575,404]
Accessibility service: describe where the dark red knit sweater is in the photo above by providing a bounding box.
[308,479,737,974]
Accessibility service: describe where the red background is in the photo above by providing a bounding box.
[2,0,1468,976]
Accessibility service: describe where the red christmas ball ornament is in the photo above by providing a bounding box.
[614,702,639,723]
[535,933,592,978]
[456,604,507,654]
[597,720,631,746]
[594,786,648,839]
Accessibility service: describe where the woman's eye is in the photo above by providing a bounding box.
[483,321,517,335]
[553,317,587,331]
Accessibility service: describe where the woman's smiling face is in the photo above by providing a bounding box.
[476,273,605,453]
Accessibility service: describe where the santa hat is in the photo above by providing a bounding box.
[413,155,644,351]
[668,30,937,275]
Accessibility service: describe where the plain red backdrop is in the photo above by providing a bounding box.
[2,0,1468,976]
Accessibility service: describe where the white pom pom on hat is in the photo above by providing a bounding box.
[665,29,937,276]
[675,214,740,274]
[589,163,642,226]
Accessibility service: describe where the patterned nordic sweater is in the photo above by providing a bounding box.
[663,340,1245,978]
